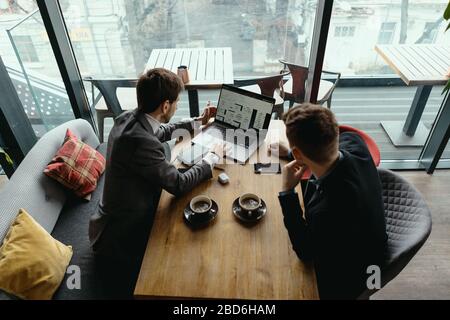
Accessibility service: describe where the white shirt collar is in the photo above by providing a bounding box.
[144,113,161,133]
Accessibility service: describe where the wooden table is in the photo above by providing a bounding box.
[146,47,234,117]
[134,120,319,300]
[375,44,450,147]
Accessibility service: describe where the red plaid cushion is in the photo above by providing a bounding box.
[44,129,106,198]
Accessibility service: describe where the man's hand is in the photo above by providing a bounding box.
[196,101,217,126]
[210,142,231,160]
[204,143,231,169]
[281,160,308,192]
[268,140,290,158]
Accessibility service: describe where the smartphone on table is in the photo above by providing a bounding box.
[254,163,281,175]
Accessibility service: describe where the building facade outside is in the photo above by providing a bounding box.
[1,0,449,81]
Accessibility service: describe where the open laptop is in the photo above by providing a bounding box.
[192,84,275,163]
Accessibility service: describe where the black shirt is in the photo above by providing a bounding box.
[278,132,387,299]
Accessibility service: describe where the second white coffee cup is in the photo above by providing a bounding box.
[238,193,261,212]
[190,195,213,215]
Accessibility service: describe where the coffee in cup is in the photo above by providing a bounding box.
[190,195,212,215]
[238,193,261,216]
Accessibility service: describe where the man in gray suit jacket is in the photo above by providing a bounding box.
[89,68,221,297]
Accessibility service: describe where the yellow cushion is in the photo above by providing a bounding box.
[0,209,73,300]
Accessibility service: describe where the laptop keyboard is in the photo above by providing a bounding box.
[215,126,228,137]
[234,136,251,148]
[204,125,257,150]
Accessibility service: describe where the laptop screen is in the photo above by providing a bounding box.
[215,85,275,131]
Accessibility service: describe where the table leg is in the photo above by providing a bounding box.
[403,85,433,136]
[420,92,450,174]
[380,85,433,147]
[97,111,105,143]
[188,89,200,117]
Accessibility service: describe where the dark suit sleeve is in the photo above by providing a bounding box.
[278,192,313,261]
[154,119,195,142]
[127,136,212,197]
[339,132,371,160]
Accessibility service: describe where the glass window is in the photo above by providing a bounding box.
[420,22,439,44]
[348,26,355,37]
[60,0,319,78]
[71,41,87,73]
[13,35,39,63]
[325,1,450,76]
[60,0,319,139]
[335,26,356,38]
[378,22,396,44]
[323,0,450,164]
[0,4,76,138]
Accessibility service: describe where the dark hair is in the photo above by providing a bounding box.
[136,68,184,113]
[283,103,339,163]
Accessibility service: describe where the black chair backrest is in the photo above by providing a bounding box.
[87,78,138,116]
[379,168,432,272]
[358,168,432,299]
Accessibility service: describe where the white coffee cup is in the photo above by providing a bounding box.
[190,195,212,215]
[238,193,261,215]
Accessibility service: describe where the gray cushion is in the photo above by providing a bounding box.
[0,119,100,245]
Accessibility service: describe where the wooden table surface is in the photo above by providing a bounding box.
[145,47,234,89]
[134,120,318,300]
[375,44,450,86]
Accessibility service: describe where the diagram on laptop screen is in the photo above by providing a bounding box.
[216,89,273,130]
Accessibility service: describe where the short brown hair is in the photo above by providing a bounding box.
[283,103,339,163]
[136,68,184,113]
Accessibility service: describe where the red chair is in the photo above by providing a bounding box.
[300,125,381,180]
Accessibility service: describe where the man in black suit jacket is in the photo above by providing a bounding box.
[271,104,387,299]
[89,68,222,298]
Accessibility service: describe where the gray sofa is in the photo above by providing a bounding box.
[0,119,112,300]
